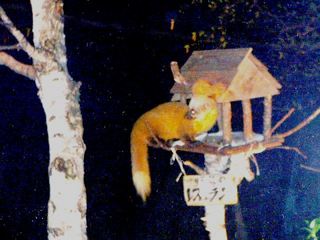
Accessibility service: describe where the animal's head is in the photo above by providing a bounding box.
[191,79,227,99]
[186,80,227,119]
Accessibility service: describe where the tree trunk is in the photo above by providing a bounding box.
[203,154,228,240]
[30,0,87,239]
[202,132,256,240]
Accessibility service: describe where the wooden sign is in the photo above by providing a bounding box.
[183,174,238,206]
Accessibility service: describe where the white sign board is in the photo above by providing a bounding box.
[183,174,238,206]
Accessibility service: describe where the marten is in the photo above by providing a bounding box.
[130,80,227,201]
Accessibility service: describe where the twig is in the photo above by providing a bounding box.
[144,105,318,161]
[184,160,206,175]
[249,155,260,176]
[277,108,320,138]
[151,136,284,156]
[280,17,317,35]
[300,164,320,173]
[272,146,307,159]
[0,6,46,61]
[170,146,186,175]
[0,51,36,80]
[269,108,295,136]
[0,44,20,51]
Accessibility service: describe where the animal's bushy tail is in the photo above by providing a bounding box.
[130,129,151,202]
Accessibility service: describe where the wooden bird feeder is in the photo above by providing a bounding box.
[170,48,282,143]
[148,48,320,240]
[152,48,320,240]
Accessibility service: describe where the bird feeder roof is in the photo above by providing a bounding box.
[170,48,282,102]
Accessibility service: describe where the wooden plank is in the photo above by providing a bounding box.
[171,49,281,103]
[181,48,252,72]
[247,54,267,70]
[225,58,280,101]
[248,54,282,89]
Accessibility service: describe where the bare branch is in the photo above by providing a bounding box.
[280,17,317,35]
[269,108,295,136]
[272,146,307,159]
[249,155,260,176]
[0,6,45,61]
[300,164,320,173]
[184,160,206,175]
[0,51,36,80]
[150,136,284,156]
[143,113,285,156]
[277,108,320,138]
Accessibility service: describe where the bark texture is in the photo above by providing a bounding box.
[0,1,87,238]
[203,133,255,240]
[30,0,87,239]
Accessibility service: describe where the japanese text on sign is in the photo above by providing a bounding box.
[183,174,238,206]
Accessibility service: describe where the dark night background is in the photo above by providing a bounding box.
[0,0,319,239]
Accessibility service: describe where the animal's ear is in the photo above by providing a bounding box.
[192,79,212,96]
[209,83,227,100]
[192,79,227,99]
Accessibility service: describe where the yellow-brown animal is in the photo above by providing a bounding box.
[130,80,226,201]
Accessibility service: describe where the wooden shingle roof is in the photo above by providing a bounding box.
[170,48,281,102]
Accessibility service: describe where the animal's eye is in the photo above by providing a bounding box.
[190,109,197,116]
[185,108,198,119]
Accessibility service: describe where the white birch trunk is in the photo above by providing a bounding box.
[30,0,87,239]
[203,153,228,240]
[203,132,261,240]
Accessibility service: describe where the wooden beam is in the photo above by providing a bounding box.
[242,99,253,141]
[263,95,272,139]
[222,102,232,143]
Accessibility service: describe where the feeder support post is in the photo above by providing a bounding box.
[242,99,253,141]
[222,102,232,144]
